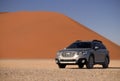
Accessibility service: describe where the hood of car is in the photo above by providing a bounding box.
[59,48,91,52]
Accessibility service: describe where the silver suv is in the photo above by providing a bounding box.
[55,40,110,69]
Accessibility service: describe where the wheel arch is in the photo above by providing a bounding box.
[106,55,110,64]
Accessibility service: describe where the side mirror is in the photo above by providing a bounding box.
[94,46,99,50]
[64,48,66,50]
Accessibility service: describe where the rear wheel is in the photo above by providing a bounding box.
[86,56,94,69]
[58,64,66,68]
[102,57,109,68]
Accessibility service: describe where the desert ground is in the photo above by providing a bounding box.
[0,59,120,81]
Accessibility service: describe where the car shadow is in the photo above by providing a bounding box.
[66,67,120,69]
[108,67,120,69]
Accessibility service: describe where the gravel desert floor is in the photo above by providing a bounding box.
[0,59,120,81]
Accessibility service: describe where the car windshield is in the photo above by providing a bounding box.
[67,42,91,48]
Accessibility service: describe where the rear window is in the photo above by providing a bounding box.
[67,42,91,48]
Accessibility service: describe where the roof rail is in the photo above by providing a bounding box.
[75,40,81,43]
[93,40,102,43]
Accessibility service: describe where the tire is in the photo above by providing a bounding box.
[102,57,109,68]
[78,63,84,68]
[86,56,94,69]
[58,64,66,68]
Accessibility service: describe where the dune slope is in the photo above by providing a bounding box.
[0,12,119,59]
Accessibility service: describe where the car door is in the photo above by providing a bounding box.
[100,44,107,62]
[93,43,104,62]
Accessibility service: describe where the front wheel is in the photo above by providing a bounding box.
[86,56,94,69]
[58,64,66,68]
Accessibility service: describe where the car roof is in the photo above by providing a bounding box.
[74,40,102,43]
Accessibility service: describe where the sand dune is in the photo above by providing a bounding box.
[0,11,120,59]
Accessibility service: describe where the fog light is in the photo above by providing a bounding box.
[82,60,85,63]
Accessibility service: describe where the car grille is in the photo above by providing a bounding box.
[61,52,76,57]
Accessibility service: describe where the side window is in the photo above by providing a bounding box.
[94,43,106,49]
[93,42,101,49]
[101,44,106,49]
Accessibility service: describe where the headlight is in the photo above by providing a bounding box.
[79,51,88,55]
[82,51,88,55]
[57,51,63,56]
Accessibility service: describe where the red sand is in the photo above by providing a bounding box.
[0,11,120,59]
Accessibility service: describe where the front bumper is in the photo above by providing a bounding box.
[55,58,86,65]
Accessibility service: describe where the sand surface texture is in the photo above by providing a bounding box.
[0,59,120,81]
